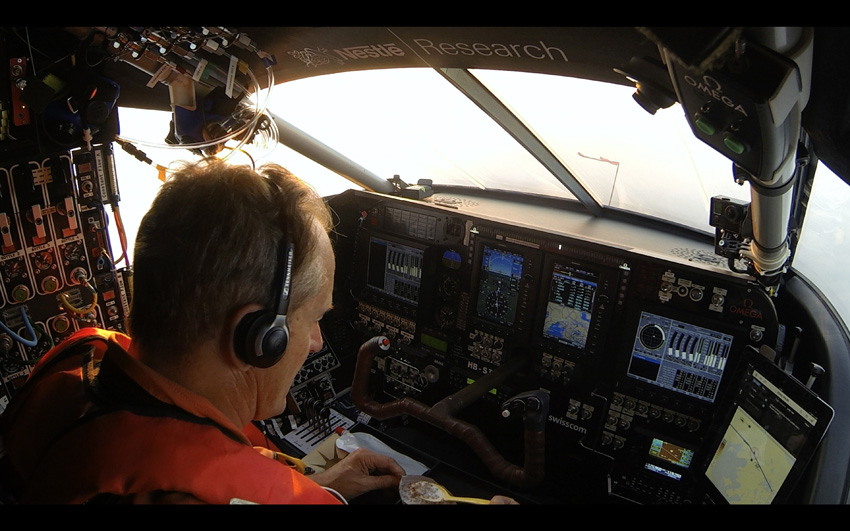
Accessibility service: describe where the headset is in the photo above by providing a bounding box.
[233,237,294,368]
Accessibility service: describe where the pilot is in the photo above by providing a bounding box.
[0,160,406,504]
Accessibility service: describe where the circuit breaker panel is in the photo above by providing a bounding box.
[0,145,129,407]
[1,42,130,414]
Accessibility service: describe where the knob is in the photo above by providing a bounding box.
[423,365,440,383]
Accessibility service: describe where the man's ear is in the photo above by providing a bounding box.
[225,304,264,370]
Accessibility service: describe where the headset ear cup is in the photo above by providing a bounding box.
[261,315,289,366]
[234,310,289,368]
[233,233,294,369]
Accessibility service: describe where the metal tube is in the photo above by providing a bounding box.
[268,111,395,194]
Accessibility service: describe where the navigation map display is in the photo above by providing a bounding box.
[702,347,834,504]
[542,262,598,350]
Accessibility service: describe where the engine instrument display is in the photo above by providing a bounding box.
[367,235,425,307]
[626,311,734,403]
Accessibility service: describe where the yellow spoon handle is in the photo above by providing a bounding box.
[442,495,491,505]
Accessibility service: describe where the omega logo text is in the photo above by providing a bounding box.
[729,298,763,320]
[683,74,748,117]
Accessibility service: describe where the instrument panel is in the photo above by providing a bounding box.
[319,189,782,504]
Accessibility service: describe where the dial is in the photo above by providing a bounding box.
[485,290,509,319]
[437,274,460,300]
[34,250,54,271]
[639,324,666,350]
[437,305,456,329]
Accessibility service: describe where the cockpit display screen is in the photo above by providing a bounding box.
[644,438,695,481]
[702,347,834,504]
[367,236,425,307]
[626,311,734,403]
[475,245,524,326]
[542,262,598,350]
[649,438,694,470]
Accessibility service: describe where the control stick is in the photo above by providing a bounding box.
[501,390,550,431]
[351,336,547,489]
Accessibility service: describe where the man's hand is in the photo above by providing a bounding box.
[309,448,405,501]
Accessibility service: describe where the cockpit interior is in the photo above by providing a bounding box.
[2,26,849,505]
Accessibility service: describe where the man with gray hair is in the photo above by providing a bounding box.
[0,160,405,504]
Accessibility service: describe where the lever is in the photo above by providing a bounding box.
[781,326,803,374]
[806,362,825,390]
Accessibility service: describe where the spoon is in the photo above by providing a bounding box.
[399,475,491,505]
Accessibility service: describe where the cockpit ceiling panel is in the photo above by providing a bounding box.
[249,27,663,85]
[74,26,850,187]
[107,27,661,110]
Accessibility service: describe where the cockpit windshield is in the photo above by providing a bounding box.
[262,68,749,232]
